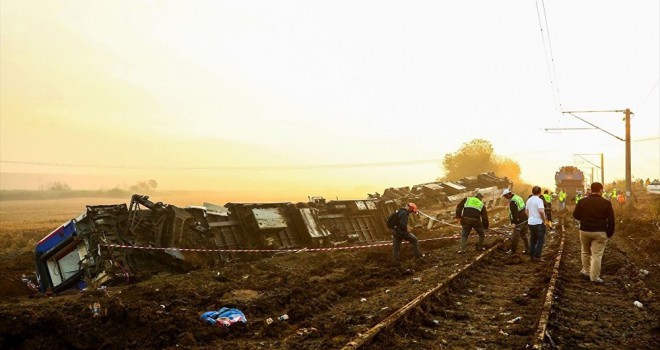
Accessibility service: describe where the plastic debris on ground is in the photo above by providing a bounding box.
[507,316,522,323]
[89,302,103,317]
[200,307,247,326]
[296,327,318,336]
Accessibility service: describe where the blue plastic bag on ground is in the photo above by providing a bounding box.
[200,307,247,326]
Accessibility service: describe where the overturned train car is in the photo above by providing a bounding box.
[34,195,395,293]
[35,173,512,293]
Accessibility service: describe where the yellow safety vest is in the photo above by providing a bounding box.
[509,194,525,220]
[464,197,484,211]
[558,192,566,202]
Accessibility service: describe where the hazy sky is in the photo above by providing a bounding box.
[1,0,658,202]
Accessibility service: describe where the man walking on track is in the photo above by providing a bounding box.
[455,193,489,253]
[573,182,615,283]
[502,189,530,254]
[558,189,567,210]
[389,203,424,262]
[526,186,547,261]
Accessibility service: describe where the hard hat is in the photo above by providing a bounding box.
[407,202,418,213]
[502,188,511,196]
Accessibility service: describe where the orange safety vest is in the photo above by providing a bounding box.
[617,194,626,204]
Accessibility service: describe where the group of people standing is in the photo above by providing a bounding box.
[500,186,548,260]
[453,186,553,260]
[389,181,615,283]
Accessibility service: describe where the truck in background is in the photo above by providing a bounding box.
[647,179,660,195]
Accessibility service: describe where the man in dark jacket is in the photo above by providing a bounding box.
[455,193,489,253]
[573,182,615,283]
[391,203,424,262]
[502,189,530,254]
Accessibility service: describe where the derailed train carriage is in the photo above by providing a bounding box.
[34,172,512,293]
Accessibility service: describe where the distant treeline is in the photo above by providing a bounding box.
[0,189,132,201]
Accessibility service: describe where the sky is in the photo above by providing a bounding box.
[1,0,658,203]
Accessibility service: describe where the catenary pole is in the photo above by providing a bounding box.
[625,109,632,206]
[561,109,633,208]
[600,153,605,187]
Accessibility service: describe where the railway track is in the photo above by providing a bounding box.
[343,225,566,350]
[544,223,659,349]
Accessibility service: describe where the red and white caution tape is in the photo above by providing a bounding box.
[417,210,463,228]
[99,233,502,255]
[418,209,514,232]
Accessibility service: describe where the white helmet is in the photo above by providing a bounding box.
[502,188,512,196]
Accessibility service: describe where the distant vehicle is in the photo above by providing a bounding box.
[648,179,660,195]
[555,166,585,199]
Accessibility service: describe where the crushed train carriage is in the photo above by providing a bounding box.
[34,172,512,293]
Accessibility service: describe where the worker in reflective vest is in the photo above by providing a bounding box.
[455,193,489,253]
[616,193,626,209]
[542,190,553,225]
[558,190,567,210]
[502,189,530,254]
[575,191,583,204]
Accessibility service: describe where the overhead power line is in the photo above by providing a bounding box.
[638,78,659,109]
[0,159,442,171]
[633,136,660,142]
[0,149,572,172]
[540,0,562,109]
[535,0,562,110]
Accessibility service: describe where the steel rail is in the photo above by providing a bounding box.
[531,227,566,349]
[341,241,503,349]
[342,227,567,350]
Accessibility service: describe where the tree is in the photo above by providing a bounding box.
[441,139,497,180]
[44,181,71,191]
[129,179,158,194]
[440,139,530,193]
[494,156,522,185]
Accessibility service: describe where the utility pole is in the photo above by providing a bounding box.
[624,109,632,201]
[561,109,633,208]
[600,153,604,186]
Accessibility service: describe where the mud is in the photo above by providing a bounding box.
[364,228,561,349]
[1,198,658,350]
[546,197,660,349]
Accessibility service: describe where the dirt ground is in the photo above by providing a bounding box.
[546,198,660,349]
[365,230,561,349]
[0,197,658,350]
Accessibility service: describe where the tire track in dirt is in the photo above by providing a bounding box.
[362,230,562,349]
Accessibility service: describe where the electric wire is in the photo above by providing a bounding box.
[0,159,441,171]
[540,0,562,110]
[0,148,570,171]
[638,78,659,109]
[535,0,558,110]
